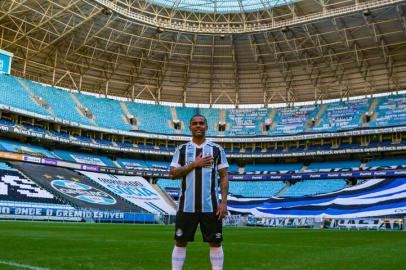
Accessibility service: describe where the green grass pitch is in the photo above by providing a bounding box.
[0,221,405,270]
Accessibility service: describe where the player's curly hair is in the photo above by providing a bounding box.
[189,114,207,125]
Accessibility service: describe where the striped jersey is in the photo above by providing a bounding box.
[170,140,229,213]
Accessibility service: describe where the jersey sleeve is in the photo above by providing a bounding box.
[170,146,182,168]
[217,146,229,170]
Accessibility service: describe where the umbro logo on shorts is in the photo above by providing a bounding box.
[215,233,222,238]
[176,228,183,237]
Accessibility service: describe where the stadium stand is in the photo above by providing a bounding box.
[0,75,51,116]
[228,163,240,173]
[229,181,286,198]
[157,179,181,189]
[198,108,222,136]
[243,163,303,173]
[174,106,198,134]
[157,178,348,199]
[369,95,406,127]
[157,179,287,199]
[53,149,117,167]
[304,160,361,172]
[125,101,173,134]
[0,119,15,127]
[0,138,57,158]
[270,105,317,135]
[116,158,148,170]
[313,99,370,132]
[282,179,347,197]
[225,108,267,136]
[22,78,94,126]
[2,74,406,137]
[74,92,132,130]
[366,158,406,168]
[144,160,170,171]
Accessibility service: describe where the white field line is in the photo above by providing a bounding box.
[0,260,50,270]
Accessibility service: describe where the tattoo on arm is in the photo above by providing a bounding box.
[169,163,195,179]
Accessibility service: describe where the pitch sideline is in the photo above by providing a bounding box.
[0,260,50,270]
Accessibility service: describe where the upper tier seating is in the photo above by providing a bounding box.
[74,93,132,130]
[175,107,198,135]
[198,108,222,136]
[282,179,347,197]
[369,95,406,127]
[125,102,173,134]
[0,75,51,116]
[225,108,268,136]
[22,79,93,126]
[2,75,406,137]
[313,99,370,132]
[270,105,317,135]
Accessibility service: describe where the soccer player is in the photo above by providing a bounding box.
[170,114,229,270]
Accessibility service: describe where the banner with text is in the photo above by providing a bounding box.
[79,171,176,215]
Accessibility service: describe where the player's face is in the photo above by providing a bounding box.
[189,116,208,138]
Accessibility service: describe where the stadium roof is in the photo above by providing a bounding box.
[1,0,406,105]
[144,0,299,14]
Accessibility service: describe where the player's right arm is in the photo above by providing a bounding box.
[170,153,213,179]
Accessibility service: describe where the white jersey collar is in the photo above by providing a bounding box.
[190,139,208,148]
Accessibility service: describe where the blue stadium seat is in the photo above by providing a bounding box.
[271,105,318,135]
[225,108,268,136]
[22,79,93,125]
[125,102,173,134]
[53,149,117,167]
[306,160,361,171]
[313,99,370,132]
[0,75,51,116]
[0,139,57,158]
[282,179,346,197]
[229,181,285,198]
[244,163,302,173]
[74,93,132,131]
[367,158,406,167]
[116,158,148,169]
[369,95,406,127]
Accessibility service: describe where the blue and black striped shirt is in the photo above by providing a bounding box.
[170,140,229,213]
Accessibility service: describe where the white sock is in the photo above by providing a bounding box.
[210,246,224,270]
[172,246,186,270]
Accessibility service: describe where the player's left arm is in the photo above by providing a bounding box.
[216,167,229,219]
